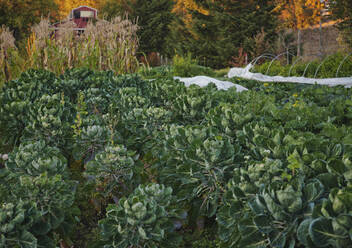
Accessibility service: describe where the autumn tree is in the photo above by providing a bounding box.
[274,0,323,29]
[172,0,209,27]
[274,0,323,56]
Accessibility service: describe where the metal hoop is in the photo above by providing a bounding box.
[266,52,295,75]
[249,54,276,73]
[288,57,303,77]
[336,52,352,78]
[314,54,333,79]
[289,53,322,77]
[250,53,276,68]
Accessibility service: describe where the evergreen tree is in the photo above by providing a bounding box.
[329,0,352,47]
[101,0,175,57]
[171,0,278,68]
[132,0,174,56]
[99,0,130,21]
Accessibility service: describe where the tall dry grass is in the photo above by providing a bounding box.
[0,25,20,84]
[0,15,140,85]
[82,16,139,73]
[29,15,139,75]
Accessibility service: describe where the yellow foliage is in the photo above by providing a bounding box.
[172,0,209,25]
[26,32,36,67]
[172,0,209,16]
[274,0,323,29]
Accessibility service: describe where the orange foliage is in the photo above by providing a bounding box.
[172,0,209,25]
[275,0,323,29]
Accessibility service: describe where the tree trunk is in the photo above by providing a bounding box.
[297,29,301,57]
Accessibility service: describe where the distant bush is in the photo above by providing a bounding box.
[252,53,352,78]
[138,65,173,79]
[172,54,216,77]
[138,54,220,79]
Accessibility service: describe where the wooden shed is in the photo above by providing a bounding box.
[69,6,98,29]
[52,6,98,34]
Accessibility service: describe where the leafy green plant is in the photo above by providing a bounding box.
[5,140,67,177]
[159,125,242,217]
[11,174,77,237]
[99,184,182,248]
[2,66,352,248]
[253,53,352,78]
[138,65,172,79]
[172,54,216,77]
[217,177,327,247]
[0,172,77,248]
[303,187,352,247]
[0,69,61,146]
[72,124,111,161]
[0,201,39,248]
[84,145,140,196]
[24,93,74,147]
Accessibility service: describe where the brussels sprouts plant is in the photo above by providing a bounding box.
[84,145,140,196]
[99,184,182,248]
[217,176,327,248]
[7,173,77,239]
[5,140,67,177]
[24,93,74,147]
[159,125,242,217]
[0,201,39,248]
[72,124,111,161]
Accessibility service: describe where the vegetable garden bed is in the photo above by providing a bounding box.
[1,68,352,247]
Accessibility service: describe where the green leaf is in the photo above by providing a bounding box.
[248,197,266,215]
[37,235,55,248]
[327,159,346,175]
[138,226,147,239]
[32,221,51,236]
[287,150,302,172]
[239,230,267,248]
[19,230,37,248]
[276,188,302,213]
[253,215,272,234]
[269,230,286,248]
[297,218,312,246]
[304,180,324,202]
[343,134,352,145]
[316,173,339,189]
[263,193,287,220]
[309,217,345,247]
[232,186,246,199]
[335,214,352,230]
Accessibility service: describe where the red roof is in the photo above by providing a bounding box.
[51,6,98,33]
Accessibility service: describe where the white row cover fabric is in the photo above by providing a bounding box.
[174,76,248,92]
[228,64,352,87]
